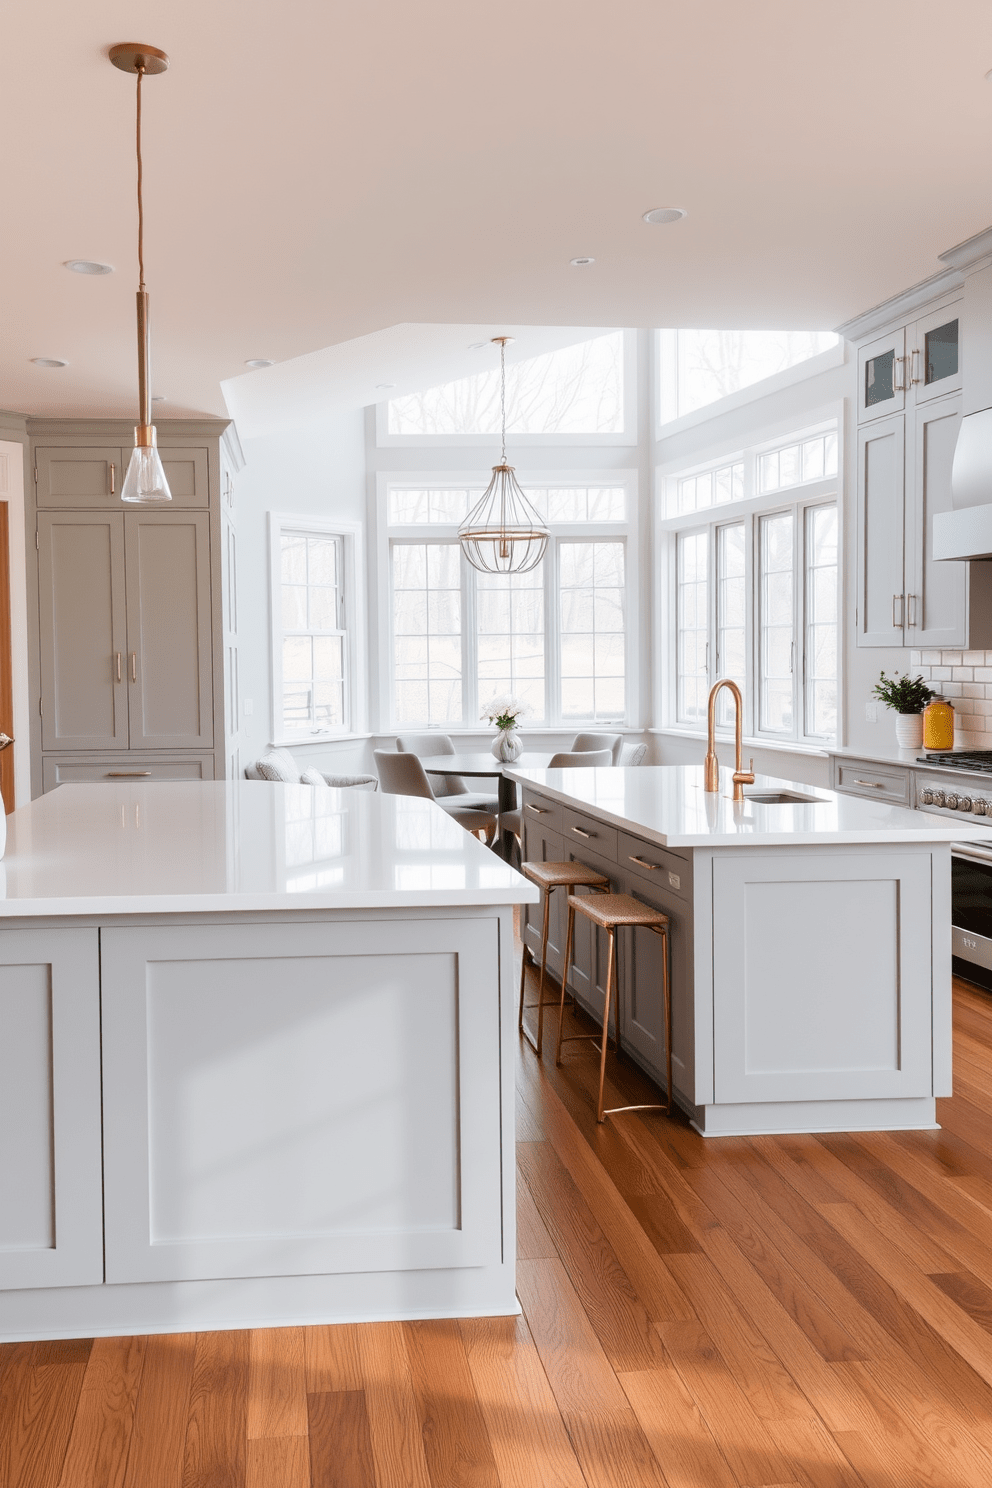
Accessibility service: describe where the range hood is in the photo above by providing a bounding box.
[934,407,992,561]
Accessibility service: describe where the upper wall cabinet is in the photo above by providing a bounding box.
[857,305,961,424]
[35,446,210,508]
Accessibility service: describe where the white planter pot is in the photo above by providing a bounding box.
[894,712,924,749]
[491,728,522,762]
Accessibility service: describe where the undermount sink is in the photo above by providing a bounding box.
[743,789,826,805]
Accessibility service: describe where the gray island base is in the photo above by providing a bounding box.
[0,782,537,1343]
[509,763,992,1138]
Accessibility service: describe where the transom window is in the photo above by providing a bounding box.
[659,329,840,424]
[384,480,633,727]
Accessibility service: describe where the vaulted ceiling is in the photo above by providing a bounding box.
[4,0,992,423]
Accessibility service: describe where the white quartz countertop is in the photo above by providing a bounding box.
[0,782,537,916]
[828,741,989,772]
[507,764,992,848]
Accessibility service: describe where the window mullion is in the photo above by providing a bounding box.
[463,549,477,728]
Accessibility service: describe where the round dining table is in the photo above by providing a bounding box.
[423,752,555,860]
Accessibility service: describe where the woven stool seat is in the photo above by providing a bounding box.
[523,861,610,890]
[567,892,669,930]
[557,892,673,1124]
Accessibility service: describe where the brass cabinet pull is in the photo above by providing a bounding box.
[115,651,122,682]
[106,771,151,778]
[629,854,662,871]
[911,348,921,385]
[525,803,548,814]
[852,779,885,788]
[130,652,137,683]
[571,825,593,838]
[892,593,904,628]
[907,593,918,627]
[109,461,115,494]
[893,355,907,392]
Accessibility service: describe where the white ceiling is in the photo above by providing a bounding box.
[4,0,992,427]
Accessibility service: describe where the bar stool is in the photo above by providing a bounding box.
[518,861,610,1056]
[556,892,672,1124]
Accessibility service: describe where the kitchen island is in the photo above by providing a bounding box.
[0,781,536,1343]
[510,762,992,1137]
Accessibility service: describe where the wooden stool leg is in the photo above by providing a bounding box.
[535,886,553,1057]
[555,902,577,1066]
[596,926,616,1123]
[517,939,531,1034]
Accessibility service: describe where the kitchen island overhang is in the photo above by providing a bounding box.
[0,782,537,1343]
[508,763,991,1139]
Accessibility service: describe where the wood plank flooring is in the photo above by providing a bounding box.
[6,968,992,1485]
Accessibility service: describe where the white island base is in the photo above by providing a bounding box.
[0,783,536,1342]
[510,765,990,1139]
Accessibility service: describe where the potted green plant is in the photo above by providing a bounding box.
[872,671,936,749]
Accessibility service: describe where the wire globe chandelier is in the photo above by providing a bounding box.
[458,337,549,574]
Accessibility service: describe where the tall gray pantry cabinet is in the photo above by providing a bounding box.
[26,419,243,795]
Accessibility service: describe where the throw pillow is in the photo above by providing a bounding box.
[300,767,328,787]
[256,752,301,784]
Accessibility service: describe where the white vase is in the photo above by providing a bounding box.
[894,712,924,750]
[491,727,522,762]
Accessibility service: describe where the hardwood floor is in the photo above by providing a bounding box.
[6,970,992,1485]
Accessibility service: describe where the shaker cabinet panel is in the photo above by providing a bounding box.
[35,446,124,506]
[125,512,214,749]
[856,417,906,646]
[38,512,128,750]
[157,447,210,507]
[521,814,567,976]
[907,396,965,647]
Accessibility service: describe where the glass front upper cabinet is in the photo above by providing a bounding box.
[857,305,962,422]
[858,328,906,422]
[913,304,962,404]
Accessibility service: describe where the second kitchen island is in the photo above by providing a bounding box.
[510,762,991,1136]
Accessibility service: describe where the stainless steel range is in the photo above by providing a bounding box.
[915,751,992,991]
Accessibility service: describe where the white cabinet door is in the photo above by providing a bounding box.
[124,511,214,749]
[906,395,966,648]
[909,304,962,406]
[100,918,503,1283]
[856,416,907,646]
[0,929,102,1290]
[38,511,129,750]
[712,850,933,1104]
[857,328,907,422]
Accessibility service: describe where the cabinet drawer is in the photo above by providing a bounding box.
[562,806,618,859]
[834,759,911,805]
[619,832,691,901]
[42,755,215,790]
[34,446,209,508]
[520,790,561,837]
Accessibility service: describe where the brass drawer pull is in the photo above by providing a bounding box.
[525,803,548,814]
[109,461,115,495]
[115,651,122,682]
[571,826,593,838]
[852,779,885,788]
[106,771,151,777]
[130,652,137,683]
[629,854,661,871]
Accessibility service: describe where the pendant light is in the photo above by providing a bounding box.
[109,43,172,504]
[458,337,549,574]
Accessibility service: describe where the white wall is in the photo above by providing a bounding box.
[234,411,371,775]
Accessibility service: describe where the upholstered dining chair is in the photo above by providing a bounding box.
[571,731,624,764]
[395,732,499,814]
[374,750,497,842]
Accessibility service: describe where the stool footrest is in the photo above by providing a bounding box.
[602,1100,671,1118]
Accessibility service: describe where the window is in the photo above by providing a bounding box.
[663,421,839,745]
[269,518,364,742]
[384,479,633,727]
[385,332,626,438]
[659,329,840,424]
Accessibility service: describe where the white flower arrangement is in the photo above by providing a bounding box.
[480,694,530,731]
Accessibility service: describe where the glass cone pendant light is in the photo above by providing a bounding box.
[110,43,172,504]
[458,338,549,574]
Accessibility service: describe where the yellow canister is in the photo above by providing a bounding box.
[923,697,954,751]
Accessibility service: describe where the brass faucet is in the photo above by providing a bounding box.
[704,679,755,802]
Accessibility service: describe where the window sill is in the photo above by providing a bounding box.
[649,726,830,759]
[269,733,372,749]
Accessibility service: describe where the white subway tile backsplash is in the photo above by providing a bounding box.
[953,668,974,682]
[921,650,943,664]
[963,682,986,698]
[942,652,964,666]
[943,682,964,697]
[975,668,992,682]
[963,651,987,666]
[931,667,952,681]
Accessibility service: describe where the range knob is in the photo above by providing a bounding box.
[975,799,990,816]
[958,796,974,812]
[946,793,960,810]
[919,787,934,805]
[930,789,945,807]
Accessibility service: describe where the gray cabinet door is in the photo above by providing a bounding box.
[38,511,128,750]
[0,928,103,1290]
[157,447,210,508]
[856,415,906,646]
[614,866,691,1104]
[35,446,123,507]
[124,511,214,749]
[521,817,567,976]
[907,394,966,648]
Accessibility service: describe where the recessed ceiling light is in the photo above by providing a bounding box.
[244,358,274,369]
[30,356,68,368]
[642,207,687,225]
[570,257,595,267]
[375,383,396,390]
[63,259,114,275]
